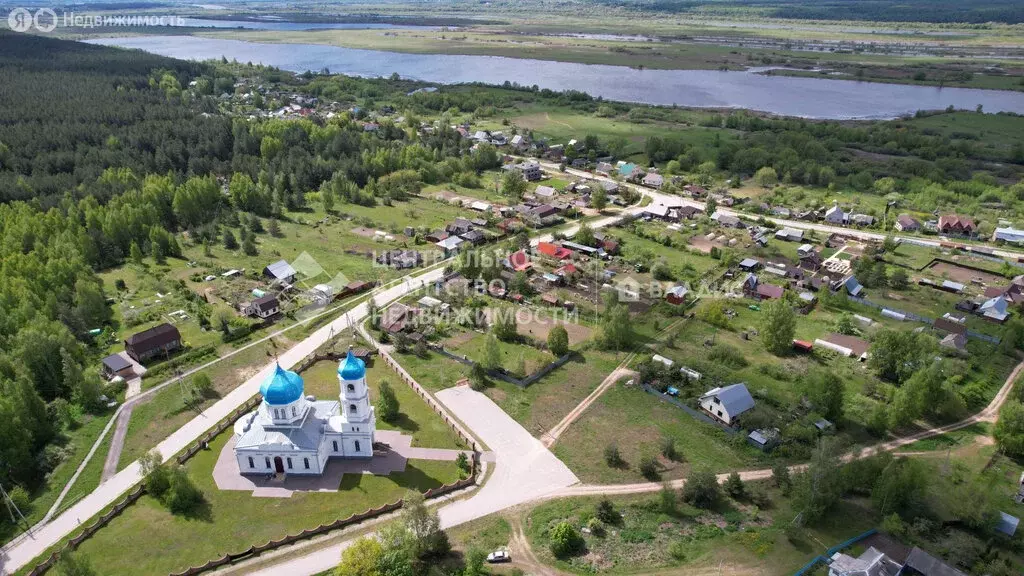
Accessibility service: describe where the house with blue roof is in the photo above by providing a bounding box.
[699,383,755,425]
[233,347,376,476]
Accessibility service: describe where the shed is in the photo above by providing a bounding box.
[651,354,674,368]
[101,354,134,379]
[996,512,1019,537]
[263,259,297,283]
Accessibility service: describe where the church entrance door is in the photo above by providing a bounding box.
[274,456,284,473]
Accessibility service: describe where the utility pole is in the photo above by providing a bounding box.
[1,482,28,529]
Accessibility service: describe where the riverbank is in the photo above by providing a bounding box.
[85,35,1024,119]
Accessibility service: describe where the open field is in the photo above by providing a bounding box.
[73,429,461,576]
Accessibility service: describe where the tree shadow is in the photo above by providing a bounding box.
[178,497,214,523]
[388,412,421,434]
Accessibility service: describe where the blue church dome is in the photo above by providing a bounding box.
[260,364,305,405]
[338,348,366,381]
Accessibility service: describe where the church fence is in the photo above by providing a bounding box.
[379,350,484,454]
[26,485,147,576]
[176,395,262,466]
[27,347,482,576]
[165,474,479,576]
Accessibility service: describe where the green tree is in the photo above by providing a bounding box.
[547,325,570,356]
[591,187,608,211]
[463,548,487,576]
[242,233,258,256]
[401,490,450,560]
[376,380,400,424]
[792,437,844,523]
[500,170,527,200]
[335,537,383,576]
[482,333,502,371]
[869,329,933,383]
[549,521,584,558]
[596,498,618,523]
[994,401,1024,457]
[491,310,518,342]
[889,269,908,290]
[129,240,144,266]
[682,468,720,509]
[754,166,778,188]
[222,229,238,250]
[804,370,844,422]
[574,223,596,247]
[724,471,745,499]
[601,304,633,351]
[164,465,204,514]
[834,312,857,335]
[871,458,929,518]
[772,462,792,494]
[760,298,796,355]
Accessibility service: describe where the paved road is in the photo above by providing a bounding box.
[241,385,580,576]
[0,268,448,575]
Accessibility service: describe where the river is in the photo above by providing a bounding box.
[177,18,442,31]
[87,36,1024,120]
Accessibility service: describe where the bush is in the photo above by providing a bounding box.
[595,498,619,524]
[660,435,679,461]
[164,466,204,514]
[620,527,654,543]
[547,325,570,357]
[668,540,688,561]
[456,452,471,477]
[724,472,745,499]
[638,455,660,480]
[603,443,623,467]
[586,517,605,537]
[549,521,585,558]
[682,468,720,509]
[376,380,400,423]
[708,344,748,368]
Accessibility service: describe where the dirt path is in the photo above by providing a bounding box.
[552,358,1024,499]
[545,112,573,130]
[508,517,565,576]
[100,407,134,482]
[540,318,685,448]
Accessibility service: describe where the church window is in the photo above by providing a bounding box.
[248,457,254,469]
[304,458,310,470]
[264,457,271,469]
[291,406,297,417]
[332,440,338,452]
[287,457,293,469]
[354,440,361,453]
[349,404,357,413]
[347,384,355,392]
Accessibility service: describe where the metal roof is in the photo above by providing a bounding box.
[700,383,755,417]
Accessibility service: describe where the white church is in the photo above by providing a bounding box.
[233,347,376,476]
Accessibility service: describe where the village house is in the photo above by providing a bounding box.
[376,249,422,269]
[505,250,533,273]
[642,172,664,188]
[240,294,280,319]
[666,285,689,305]
[938,214,976,235]
[711,212,745,229]
[533,185,557,200]
[264,259,297,284]
[895,214,921,232]
[774,227,804,242]
[125,323,182,363]
[381,303,417,334]
[850,213,875,227]
[536,241,573,261]
[824,205,846,224]
[595,161,614,175]
[993,227,1024,244]
[699,383,755,426]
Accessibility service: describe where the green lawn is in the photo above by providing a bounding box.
[552,381,758,484]
[301,358,466,450]
[483,349,622,438]
[450,332,555,376]
[74,430,461,576]
[0,412,113,546]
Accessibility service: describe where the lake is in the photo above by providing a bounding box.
[87,36,1024,120]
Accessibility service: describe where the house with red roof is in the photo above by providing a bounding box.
[554,263,578,277]
[507,250,533,272]
[938,215,976,235]
[536,242,573,260]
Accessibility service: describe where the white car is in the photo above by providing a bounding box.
[486,550,511,564]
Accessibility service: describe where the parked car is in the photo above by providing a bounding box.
[486,550,511,563]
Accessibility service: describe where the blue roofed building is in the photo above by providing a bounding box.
[699,383,755,425]
[233,347,376,476]
[996,511,1019,537]
[844,276,864,297]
